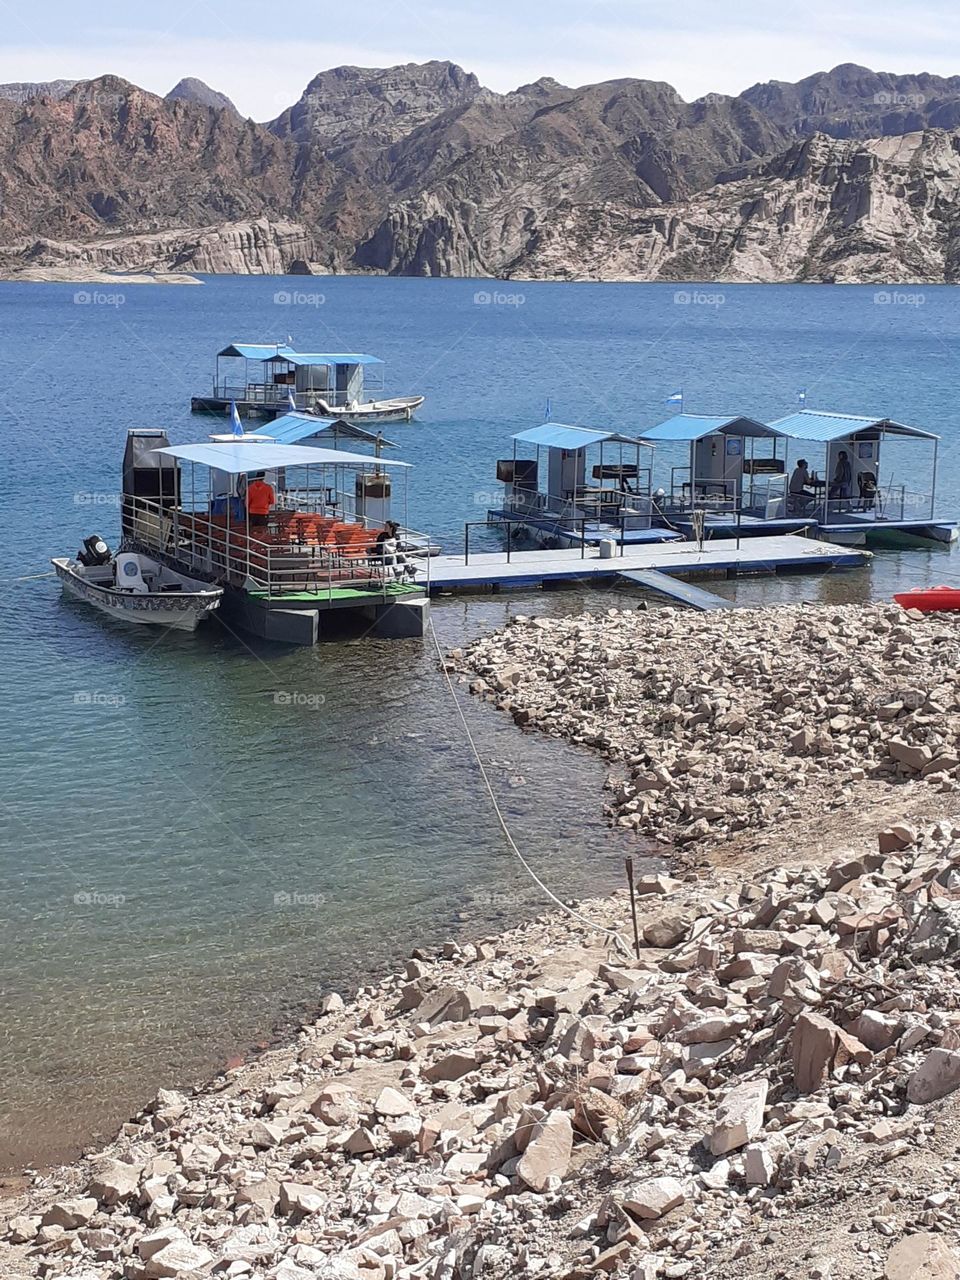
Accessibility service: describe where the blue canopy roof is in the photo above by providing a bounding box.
[153,441,410,475]
[282,352,384,367]
[215,344,383,367]
[768,410,939,442]
[258,412,396,448]
[513,422,652,450]
[218,342,294,361]
[641,414,782,442]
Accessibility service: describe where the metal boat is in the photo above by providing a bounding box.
[53,538,222,632]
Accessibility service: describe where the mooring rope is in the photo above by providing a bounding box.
[428,615,629,953]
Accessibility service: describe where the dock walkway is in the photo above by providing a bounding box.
[617,569,737,610]
[421,533,867,593]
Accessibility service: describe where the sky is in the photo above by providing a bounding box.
[2,0,960,120]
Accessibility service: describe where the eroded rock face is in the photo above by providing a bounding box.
[4,62,960,279]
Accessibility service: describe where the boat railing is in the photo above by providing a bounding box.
[500,485,654,529]
[121,494,431,602]
[667,468,737,512]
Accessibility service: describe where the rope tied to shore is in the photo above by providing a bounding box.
[428,616,631,955]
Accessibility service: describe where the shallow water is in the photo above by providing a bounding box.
[1,276,959,1169]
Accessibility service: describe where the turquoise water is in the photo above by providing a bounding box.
[2,277,959,1170]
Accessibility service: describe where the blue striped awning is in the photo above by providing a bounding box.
[282,352,384,367]
[217,343,295,361]
[513,423,652,450]
[641,414,782,441]
[768,410,939,442]
[258,412,396,447]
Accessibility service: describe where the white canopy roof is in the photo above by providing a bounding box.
[152,441,410,474]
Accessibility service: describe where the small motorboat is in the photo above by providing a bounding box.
[312,395,425,424]
[53,535,223,632]
[893,585,960,613]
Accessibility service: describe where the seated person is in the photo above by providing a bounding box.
[245,472,275,528]
[788,458,816,512]
[375,521,417,580]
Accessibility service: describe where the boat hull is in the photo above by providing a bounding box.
[893,586,960,613]
[52,557,222,632]
[191,395,425,423]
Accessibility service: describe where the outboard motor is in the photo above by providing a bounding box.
[77,534,111,567]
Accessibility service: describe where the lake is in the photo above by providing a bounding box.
[1,276,958,1171]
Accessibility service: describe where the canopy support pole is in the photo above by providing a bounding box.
[932,437,939,520]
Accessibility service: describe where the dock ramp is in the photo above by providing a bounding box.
[618,568,737,611]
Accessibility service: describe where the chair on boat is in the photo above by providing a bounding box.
[857,470,879,512]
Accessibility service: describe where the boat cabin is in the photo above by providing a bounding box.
[192,343,386,416]
[767,410,953,542]
[639,414,791,521]
[490,422,664,547]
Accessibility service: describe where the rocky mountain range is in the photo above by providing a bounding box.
[2,60,960,281]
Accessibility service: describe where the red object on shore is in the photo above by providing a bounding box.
[894,586,960,612]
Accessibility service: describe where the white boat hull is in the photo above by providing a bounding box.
[52,555,222,632]
[313,396,425,424]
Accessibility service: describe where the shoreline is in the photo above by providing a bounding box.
[5,805,960,1278]
[6,600,960,1276]
[0,268,202,284]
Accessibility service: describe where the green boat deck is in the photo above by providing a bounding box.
[247,583,424,603]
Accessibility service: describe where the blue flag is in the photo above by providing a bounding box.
[665,390,683,408]
[230,400,243,437]
[797,388,807,406]
[544,396,552,421]
[287,390,297,412]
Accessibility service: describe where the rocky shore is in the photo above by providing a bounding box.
[453,602,960,858]
[5,815,960,1279]
[6,602,960,1279]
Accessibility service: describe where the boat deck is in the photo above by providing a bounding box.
[419,533,867,593]
[486,506,681,546]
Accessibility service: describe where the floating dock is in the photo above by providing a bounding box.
[420,533,868,594]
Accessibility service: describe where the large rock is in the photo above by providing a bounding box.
[906,1049,960,1104]
[885,1232,960,1279]
[516,1111,573,1192]
[41,1198,98,1229]
[87,1158,142,1205]
[792,1012,838,1092]
[707,1078,768,1155]
[144,1240,215,1278]
[621,1176,687,1220]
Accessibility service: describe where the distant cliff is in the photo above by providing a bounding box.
[3,62,960,281]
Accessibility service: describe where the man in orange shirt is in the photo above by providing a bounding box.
[245,472,275,528]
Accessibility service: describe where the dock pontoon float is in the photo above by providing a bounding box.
[766,410,957,546]
[489,422,679,550]
[191,344,425,423]
[120,430,430,644]
[638,414,807,538]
